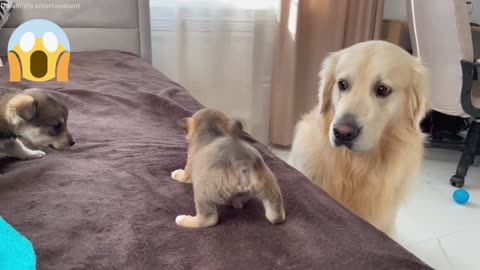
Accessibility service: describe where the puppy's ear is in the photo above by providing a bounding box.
[177,117,190,133]
[318,52,338,114]
[408,60,430,128]
[8,94,37,122]
[229,120,243,137]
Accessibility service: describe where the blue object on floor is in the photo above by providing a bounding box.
[0,217,36,270]
[453,189,470,205]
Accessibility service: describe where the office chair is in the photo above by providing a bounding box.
[407,0,480,187]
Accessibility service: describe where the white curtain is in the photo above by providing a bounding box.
[150,0,278,144]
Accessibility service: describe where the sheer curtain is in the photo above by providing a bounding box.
[150,0,278,144]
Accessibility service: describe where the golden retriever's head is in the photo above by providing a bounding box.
[318,41,429,152]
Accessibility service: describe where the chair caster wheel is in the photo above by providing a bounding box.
[450,175,465,188]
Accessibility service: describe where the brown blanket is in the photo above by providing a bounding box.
[0,51,430,270]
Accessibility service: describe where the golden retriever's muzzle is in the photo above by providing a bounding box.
[333,114,361,148]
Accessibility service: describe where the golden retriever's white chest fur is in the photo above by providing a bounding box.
[290,109,424,236]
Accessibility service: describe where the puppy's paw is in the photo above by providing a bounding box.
[175,215,191,227]
[266,209,286,225]
[171,169,186,182]
[264,200,286,225]
[175,214,218,228]
[22,150,47,160]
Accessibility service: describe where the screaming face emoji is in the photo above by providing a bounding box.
[7,19,70,82]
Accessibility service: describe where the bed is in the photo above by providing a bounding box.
[0,1,431,269]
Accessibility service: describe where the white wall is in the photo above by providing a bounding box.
[470,0,480,24]
[384,0,480,24]
[383,0,407,20]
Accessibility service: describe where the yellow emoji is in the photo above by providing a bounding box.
[8,19,70,82]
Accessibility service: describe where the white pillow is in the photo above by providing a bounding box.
[0,0,13,66]
[0,0,13,29]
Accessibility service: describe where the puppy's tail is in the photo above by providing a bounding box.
[230,120,243,139]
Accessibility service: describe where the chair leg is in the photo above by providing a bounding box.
[450,119,480,187]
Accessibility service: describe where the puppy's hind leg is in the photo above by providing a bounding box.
[255,166,286,224]
[175,200,218,228]
[0,139,46,160]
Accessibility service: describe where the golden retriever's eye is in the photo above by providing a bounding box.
[376,85,392,97]
[338,80,348,91]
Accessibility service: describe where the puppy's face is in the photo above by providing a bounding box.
[179,108,241,144]
[318,41,429,152]
[8,89,75,150]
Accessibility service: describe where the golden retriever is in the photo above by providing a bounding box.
[289,41,429,237]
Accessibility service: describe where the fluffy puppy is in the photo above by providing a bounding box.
[290,41,429,237]
[171,108,285,228]
[0,87,75,160]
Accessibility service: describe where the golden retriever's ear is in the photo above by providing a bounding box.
[318,53,338,114]
[408,60,430,128]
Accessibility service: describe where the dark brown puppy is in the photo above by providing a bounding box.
[171,108,285,228]
[0,87,74,160]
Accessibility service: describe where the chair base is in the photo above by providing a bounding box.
[425,119,480,188]
[450,175,465,188]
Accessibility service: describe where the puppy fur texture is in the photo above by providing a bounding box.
[172,108,285,228]
[0,88,74,160]
[289,41,429,237]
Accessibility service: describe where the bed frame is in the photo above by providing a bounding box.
[0,0,152,63]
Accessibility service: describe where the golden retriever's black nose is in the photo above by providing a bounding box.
[334,123,360,142]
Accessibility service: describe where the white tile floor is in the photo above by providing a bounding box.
[271,147,480,270]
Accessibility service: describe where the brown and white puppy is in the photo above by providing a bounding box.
[171,108,285,228]
[0,87,75,160]
[290,41,429,237]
